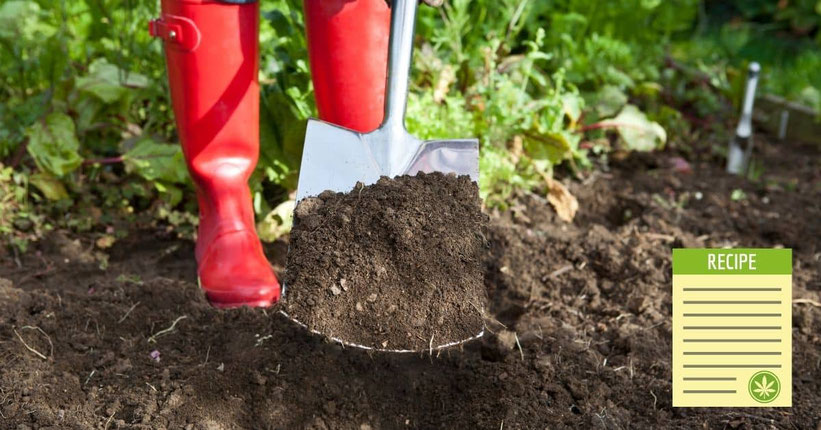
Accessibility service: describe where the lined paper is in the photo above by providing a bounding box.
[672,249,792,407]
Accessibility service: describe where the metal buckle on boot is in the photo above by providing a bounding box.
[149,15,201,52]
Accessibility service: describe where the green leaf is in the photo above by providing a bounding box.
[561,93,583,124]
[603,104,667,151]
[640,0,662,9]
[259,86,312,189]
[157,183,183,207]
[523,131,572,169]
[29,172,69,200]
[478,144,519,206]
[123,139,188,184]
[257,199,295,242]
[26,113,83,176]
[0,1,55,41]
[632,82,662,98]
[594,85,628,117]
[75,59,149,103]
[730,189,747,201]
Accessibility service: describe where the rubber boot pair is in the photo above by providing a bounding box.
[151,0,390,307]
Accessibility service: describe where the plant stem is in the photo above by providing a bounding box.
[83,156,124,166]
[577,122,647,133]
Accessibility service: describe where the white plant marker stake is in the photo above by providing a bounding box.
[727,62,760,175]
[777,110,789,141]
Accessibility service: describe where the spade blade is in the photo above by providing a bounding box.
[295,119,477,202]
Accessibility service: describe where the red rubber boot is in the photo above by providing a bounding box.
[303,0,391,132]
[150,0,280,308]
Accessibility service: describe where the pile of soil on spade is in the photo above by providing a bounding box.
[283,172,487,351]
[0,135,818,428]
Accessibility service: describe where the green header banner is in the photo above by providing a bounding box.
[673,248,792,275]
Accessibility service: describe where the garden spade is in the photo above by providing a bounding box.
[282,0,482,352]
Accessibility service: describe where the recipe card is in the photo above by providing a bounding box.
[672,248,792,407]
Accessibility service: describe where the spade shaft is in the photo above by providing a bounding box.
[382,0,416,134]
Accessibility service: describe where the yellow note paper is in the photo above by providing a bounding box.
[673,249,792,407]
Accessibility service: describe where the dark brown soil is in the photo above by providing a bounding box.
[1,136,819,429]
[283,173,486,351]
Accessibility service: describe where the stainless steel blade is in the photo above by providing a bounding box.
[295,119,478,201]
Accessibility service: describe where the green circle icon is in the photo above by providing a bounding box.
[748,371,780,403]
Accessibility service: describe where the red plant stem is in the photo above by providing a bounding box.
[576,122,648,133]
[8,140,29,168]
[83,156,124,165]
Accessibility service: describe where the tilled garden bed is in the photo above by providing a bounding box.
[1,138,819,429]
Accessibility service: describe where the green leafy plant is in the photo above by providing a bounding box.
[409,0,684,210]
[1,0,814,246]
[673,1,821,112]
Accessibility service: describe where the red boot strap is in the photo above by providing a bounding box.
[149,15,201,52]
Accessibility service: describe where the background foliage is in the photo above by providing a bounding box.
[1,0,819,248]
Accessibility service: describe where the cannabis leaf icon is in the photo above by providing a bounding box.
[753,375,775,398]
[748,371,780,403]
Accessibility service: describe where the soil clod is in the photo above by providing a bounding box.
[284,172,487,350]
